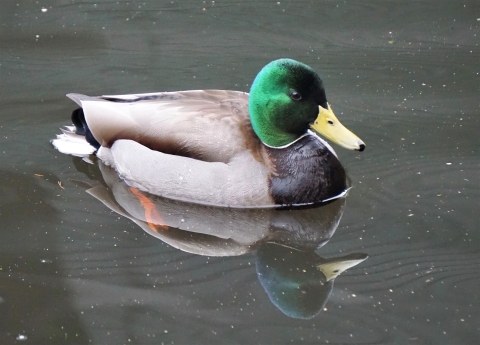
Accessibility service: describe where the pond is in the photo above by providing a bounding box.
[1,0,479,344]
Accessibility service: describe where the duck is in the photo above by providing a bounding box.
[52,58,365,208]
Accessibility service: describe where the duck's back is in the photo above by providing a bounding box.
[69,90,261,164]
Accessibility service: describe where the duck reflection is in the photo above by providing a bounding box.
[257,244,367,319]
[74,159,367,319]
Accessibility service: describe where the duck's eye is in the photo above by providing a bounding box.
[327,119,334,125]
[289,90,302,101]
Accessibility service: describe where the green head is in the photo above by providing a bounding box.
[248,59,365,151]
[248,59,328,147]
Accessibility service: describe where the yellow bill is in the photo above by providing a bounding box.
[310,103,365,151]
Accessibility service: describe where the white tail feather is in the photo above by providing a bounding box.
[51,127,96,157]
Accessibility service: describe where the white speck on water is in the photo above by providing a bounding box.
[16,335,28,341]
[41,8,47,12]
[446,162,452,165]
[180,219,185,223]
[36,35,40,38]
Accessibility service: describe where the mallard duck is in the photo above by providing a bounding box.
[52,59,365,207]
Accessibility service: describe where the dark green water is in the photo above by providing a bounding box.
[1,0,479,344]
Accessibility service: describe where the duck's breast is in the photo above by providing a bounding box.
[265,135,347,205]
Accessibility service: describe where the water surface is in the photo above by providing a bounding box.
[1,0,479,344]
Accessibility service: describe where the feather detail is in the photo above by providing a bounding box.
[51,126,96,157]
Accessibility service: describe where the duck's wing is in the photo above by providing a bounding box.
[68,90,261,163]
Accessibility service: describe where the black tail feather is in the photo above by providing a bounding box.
[71,108,86,135]
[71,108,101,150]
